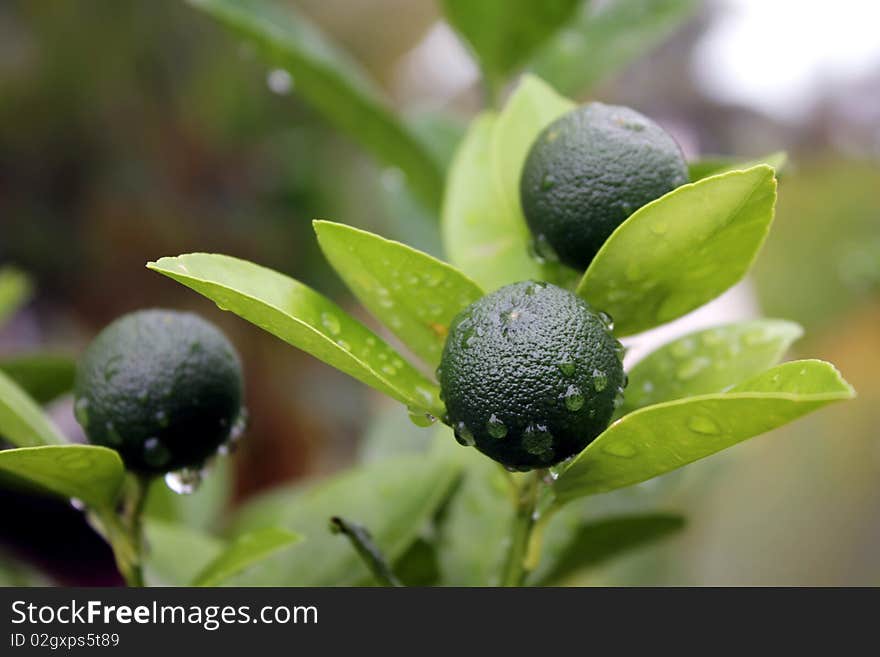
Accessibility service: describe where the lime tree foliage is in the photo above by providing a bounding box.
[0,1,853,587]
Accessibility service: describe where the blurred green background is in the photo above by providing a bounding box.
[1,0,878,585]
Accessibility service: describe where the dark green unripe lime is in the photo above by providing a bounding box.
[74,309,244,474]
[520,102,688,270]
[438,282,625,470]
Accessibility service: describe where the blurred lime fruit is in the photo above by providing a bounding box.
[438,281,625,470]
[520,102,688,270]
[74,309,244,474]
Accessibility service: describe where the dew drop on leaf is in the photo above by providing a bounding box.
[320,312,341,336]
[602,442,637,458]
[687,415,722,435]
[407,408,437,428]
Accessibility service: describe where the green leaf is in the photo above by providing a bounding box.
[314,220,483,368]
[530,0,700,95]
[621,319,804,414]
[689,151,788,181]
[228,454,460,585]
[554,360,855,503]
[0,548,53,586]
[436,449,514,586]
[528,513,685,585]
[578,166,778,336]
[143,520,224,587]
[442,76,576,292]
[187,0,443,210]
[0,267,32,327]
[192,527,302,587]
[0,353,76,405]
[441,0,580,82]
[0,370,66,447]
[147,254,442,416]
[0,445,124,510]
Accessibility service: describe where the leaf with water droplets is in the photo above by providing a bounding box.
[577,166,778,336]
[0,370,66,447]
[0,445,125,510]
[553,360,854,503]
[187,0,443,210]
[527,513,685,585]
[227,454,460,585]
[621,319,804,414]
[314,221,483,368]
[192,527,302,586]
[442,77,577,293]
[147,254,443,416]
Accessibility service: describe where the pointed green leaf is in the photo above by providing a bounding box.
[437,448,514,586]
[0,353,76,405]
[578,166,778,336]
[530,0,700,95]
[528,513,685,585]
[554,360,855,503]
[622,319,804,414]
[0,370,66,447]
[228,454,460,585]
[0,267,32,327]
[193,527,302,587]
[143,520,225,587]
[442,77,576,292]
[0,445,125,510]
[314,221,483,368]
[441,0,580,81]
[147,254,442,416]
[689,151,788,181]
[187,0,442,210]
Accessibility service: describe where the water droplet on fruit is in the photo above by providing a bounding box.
[598,311,614,330]
[592,369,608,392]
[104,421,123,445]
[320,312,341,336]
[541,174,556,191]
[523,424,554,460]
[486,414,507,438]
[603,442,637,458]
[564,385,585,411]
[557,358,576,377]
[218,410,248,455]
[454,422,475,447]
[688,415,721,435]
[154,410,170,428]
[143,437,171,469]
[408,408,437,428]
[164,468,203,495]
[530,234,559,264]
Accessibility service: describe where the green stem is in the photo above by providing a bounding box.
[330,516,403,587]
[90,474,151,587]
[500,471,542,587]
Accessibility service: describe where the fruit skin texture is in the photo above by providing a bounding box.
[438,282,625,470]
[520,102,688,270]
[74,309,244,474]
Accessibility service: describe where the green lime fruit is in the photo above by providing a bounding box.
[74,309,244,474]
[520,102,688,270]
[437,281,625,470]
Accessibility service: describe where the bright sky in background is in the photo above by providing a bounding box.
[694,0,880,120]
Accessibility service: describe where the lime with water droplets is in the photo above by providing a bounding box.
[520,102,688,270]
[438,282,625,470]
[74,309,244,474]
